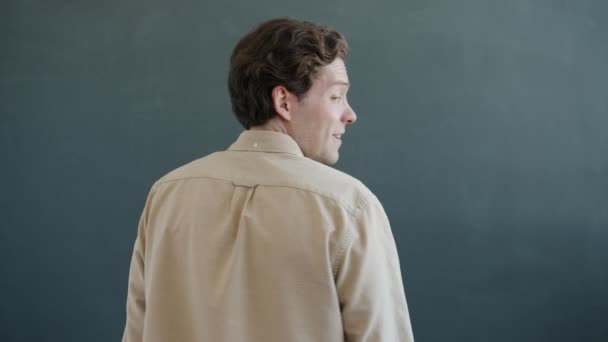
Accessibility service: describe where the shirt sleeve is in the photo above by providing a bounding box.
[122,189,153,342]
[335,195,414,342]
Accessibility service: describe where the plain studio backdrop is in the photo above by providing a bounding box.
[1,0,607,341]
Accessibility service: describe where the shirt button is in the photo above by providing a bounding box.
[253,142,258,148]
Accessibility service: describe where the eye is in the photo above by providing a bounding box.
[330,96,342,101]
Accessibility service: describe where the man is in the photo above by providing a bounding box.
[123,18,414,342]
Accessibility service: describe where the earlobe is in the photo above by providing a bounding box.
[272,85,292,121]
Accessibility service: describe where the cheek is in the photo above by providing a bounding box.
[316,104,340,124]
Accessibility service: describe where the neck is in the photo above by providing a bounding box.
[250,117,289,135]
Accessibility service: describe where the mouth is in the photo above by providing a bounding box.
[333,134,343,140]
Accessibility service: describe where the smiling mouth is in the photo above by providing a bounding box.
[333,134,343,140]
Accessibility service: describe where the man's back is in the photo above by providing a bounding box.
[123,130,414,341]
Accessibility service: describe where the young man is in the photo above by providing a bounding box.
[123,18,414,342]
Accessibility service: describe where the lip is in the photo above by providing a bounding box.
[333,133,344,140]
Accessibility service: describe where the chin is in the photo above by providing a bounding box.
[320,154,339,165]
[306,149,339,165]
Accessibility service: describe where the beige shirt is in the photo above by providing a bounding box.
[123,130,414,342]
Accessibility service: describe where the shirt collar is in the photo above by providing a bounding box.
[227,130,305,157]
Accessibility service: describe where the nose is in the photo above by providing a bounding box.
[343,104,357,125]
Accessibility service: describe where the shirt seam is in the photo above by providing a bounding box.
[331,196,370,277]
[227,149,303,156]
[155,175,365,216]
[332,226,353,278]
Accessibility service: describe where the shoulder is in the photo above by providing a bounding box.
[152,153,221,184]
[286,157,379,217]
[149,151,380,217]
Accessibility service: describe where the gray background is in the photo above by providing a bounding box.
[2,0,607,341]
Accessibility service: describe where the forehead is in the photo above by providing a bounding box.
[314,58,349,86]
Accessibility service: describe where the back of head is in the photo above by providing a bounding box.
[228,18,349,129]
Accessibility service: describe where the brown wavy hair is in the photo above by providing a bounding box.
[228,18,349,129]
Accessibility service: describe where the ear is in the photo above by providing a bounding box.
[271,85,295,121]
